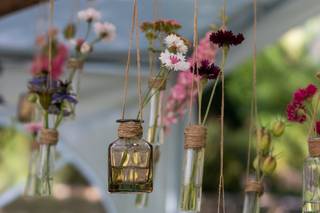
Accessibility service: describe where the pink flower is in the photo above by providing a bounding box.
[31,43,68,79]
[171,84,186,101]
[293,84,317,104]
[25,122,43,135]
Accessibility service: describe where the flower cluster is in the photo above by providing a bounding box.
[28,72,77,118]
[286,84,317,123]
[210,29,244,48]
[94,22,116,42]
[163,71,197,131]
[140,19,181,41]
[191,60,220,80]
[159,34,190,71]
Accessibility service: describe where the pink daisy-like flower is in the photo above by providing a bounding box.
[25,122,43,135]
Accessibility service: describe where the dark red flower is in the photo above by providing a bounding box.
[293,84,317,104]
[315,121,320,135]
[210,30,244,48]
[286,102,307,123]
[191,60,220,80]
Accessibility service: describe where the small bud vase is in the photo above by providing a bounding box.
[108,119,153,193]
[303,137,320,212]
[179,125,206,212]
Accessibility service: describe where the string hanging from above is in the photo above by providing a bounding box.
[243,0,287,212]
[108,0,153,194]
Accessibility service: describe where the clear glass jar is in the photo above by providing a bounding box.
[108,119,153,193]
[24,141,40,196]
[243,191,259,213]
[36,128,58,196]
[147,88,165,145]
[180,148,205,211]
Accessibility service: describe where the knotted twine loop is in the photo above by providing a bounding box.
[39,128,59,145]
[245,180,264,196]
[148,77,167,91]
[117,119,143,139]
[184,125,207,149]
[67,58,84,70]
[308,137,320,157]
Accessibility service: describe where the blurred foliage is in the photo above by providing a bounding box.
[0,124,29,192]
[202,18,320,196]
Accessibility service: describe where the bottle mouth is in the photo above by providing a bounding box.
[116,119,144,123]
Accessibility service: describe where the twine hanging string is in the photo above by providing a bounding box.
[217,0,227,212]
[47,0,55,89]
[245,0,259,182]
[187,0,199,125]
[121,0,138,119]
[135,1,143,121]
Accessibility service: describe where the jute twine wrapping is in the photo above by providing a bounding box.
[148,77,167,90]
[245,180,264,196]
[39,129,59,145]
[184,125,207,149]
[67,58,84,70]
[118,121,143,139]
[308,137,320,157]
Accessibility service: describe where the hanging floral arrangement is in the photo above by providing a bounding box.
[25,5,116,196]
[179,24,244,213]
[286,83,320,212]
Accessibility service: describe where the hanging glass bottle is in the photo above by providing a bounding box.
[303,137,320,212]
[24,139,40,196]
[108,119,153,193]
[36,128,59,196]
[242,179,263,213]
[147,77,166,145]
[180,125,206,212]
[67,58,83,96]
[134,77,166,207]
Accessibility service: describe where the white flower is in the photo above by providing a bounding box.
[80,42,91,54]
[164,34,188,54]
[159,50,190,71]
[78,8,101,22]
[94,22,116,42]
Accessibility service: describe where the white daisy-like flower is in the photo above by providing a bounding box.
[94,22,116,42]
[159,50,190,71]
[80,42,91,54]
[164,34,188,54]
[78,8,101,22]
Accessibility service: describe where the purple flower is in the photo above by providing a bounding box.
[210,30,244,48]
[191,60,221,80]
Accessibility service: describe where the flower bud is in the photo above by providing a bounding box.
[253,156,265,171]
[257,127,271,153]
[271,120,286,137]
[262,156,277,175]
[63,23,76,40]
[27,93,38,103]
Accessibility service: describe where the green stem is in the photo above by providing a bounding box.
[84,22,92,41]
[44,110,49,129]
[202,79,220,125]
[54,112,64,129]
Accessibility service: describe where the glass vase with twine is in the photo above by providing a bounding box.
[180,125,206,211]
[36,128,59,196]
[67,58,84,97]
[303,137,320,212]
[243,179,264,213]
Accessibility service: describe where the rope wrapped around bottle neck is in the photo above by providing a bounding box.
[39,128,59,145]
[67,58,84,70]
[245,179,264,196]
[308,137,320,157]
[184,125,207,149]
[117,120,143,139]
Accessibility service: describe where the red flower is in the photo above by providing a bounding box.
[286,102,307,123]
[293,84,317,104]
[210,30,244,48]
[315,121,320,135]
